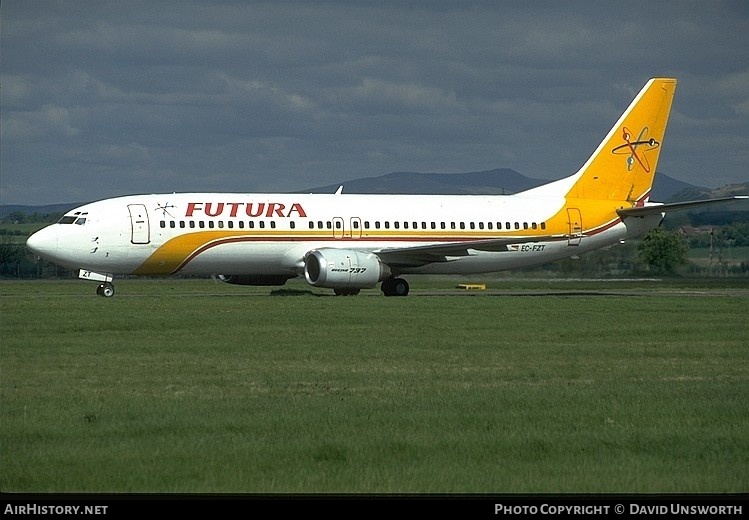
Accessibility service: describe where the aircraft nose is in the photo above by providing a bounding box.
[26,226,59,260]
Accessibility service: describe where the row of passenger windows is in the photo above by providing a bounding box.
[353,220,547,231]
[159,220,547,231]
[160,220,278,229]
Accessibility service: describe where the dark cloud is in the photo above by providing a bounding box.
[2,0,748,204]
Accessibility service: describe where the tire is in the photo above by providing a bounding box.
[98,283,115,298]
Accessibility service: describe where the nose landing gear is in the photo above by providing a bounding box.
[96,282,115,298]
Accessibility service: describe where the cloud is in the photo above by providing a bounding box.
[1,1,747,204]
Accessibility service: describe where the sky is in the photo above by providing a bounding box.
[2,0,748,205]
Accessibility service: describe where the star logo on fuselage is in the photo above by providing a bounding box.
[155,202,177,218]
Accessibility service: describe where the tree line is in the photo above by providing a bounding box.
[1,215,747,278]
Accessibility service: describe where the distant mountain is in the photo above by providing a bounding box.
[0,202,84,220]
[305,168,705,201]
[665,181,749,202]
[304,168,549,195]
[3,170,740,219]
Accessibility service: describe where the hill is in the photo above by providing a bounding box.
[0,203,85,221]
[304,168,548,195]
[306,168,707,201]
[2,170,743,220]
[665,181,749,202]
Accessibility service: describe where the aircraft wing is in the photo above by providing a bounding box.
[617,196,747,218]
[374,235,565,267]
[374,196,748,266]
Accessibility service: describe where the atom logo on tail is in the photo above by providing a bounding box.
[611,127,660,172]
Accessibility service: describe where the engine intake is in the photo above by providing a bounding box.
[304,249,389,289]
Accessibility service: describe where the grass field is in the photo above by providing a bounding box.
[1,278,747,493]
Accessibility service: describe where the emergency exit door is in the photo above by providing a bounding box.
[567,208,582,246]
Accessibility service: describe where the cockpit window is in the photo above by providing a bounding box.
[58,211,88,225]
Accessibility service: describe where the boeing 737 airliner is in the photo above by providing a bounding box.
[26,78,745,297]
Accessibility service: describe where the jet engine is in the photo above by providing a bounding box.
[304,249,390,289]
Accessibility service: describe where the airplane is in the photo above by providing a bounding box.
[26,77,746,297]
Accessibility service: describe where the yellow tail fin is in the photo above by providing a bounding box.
[567,78,677,204]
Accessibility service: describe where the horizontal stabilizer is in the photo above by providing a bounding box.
[616,196,748,218]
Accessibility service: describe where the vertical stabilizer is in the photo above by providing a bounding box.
[567,78,677,204]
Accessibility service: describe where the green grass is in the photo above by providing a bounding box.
[1,279,747,493]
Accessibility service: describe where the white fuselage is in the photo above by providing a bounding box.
[26,191,660,281]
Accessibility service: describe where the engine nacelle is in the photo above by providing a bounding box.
[217,274,294,286]
[304,249,390,289]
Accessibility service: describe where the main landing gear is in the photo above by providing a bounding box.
[96,282,115,298]
[381,277,409,297]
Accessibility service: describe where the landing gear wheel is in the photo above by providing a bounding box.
[96,282,115,298]
[392,278,409,296]
[381,277,409,297]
